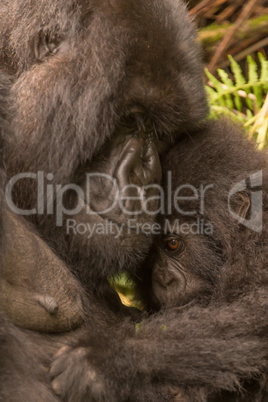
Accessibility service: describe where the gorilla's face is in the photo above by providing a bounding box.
[3,0,207,177]
[1,0,208,278]
[150,229,219,309]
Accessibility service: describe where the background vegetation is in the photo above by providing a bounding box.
[194,0,268,147]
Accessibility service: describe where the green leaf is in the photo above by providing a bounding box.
[229,55,253,110]
[206,54,268,127]
[246,109,254,120]
[205,68,224,94]
[217,69,234,109]
[248,55,262,110]
[247,55,258,83]
[217,68,234,88]
[245,95,254,112]
[205,85,218,101]
[233,91,242,112]
[228,55,246,86]
[259,52,268,91]
[205,68,226,107]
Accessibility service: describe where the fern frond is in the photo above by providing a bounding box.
[228,55,246,86]
[247,55,262,110]
[206,53,268,118]
[259,53,268,91]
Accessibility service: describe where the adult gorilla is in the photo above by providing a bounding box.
[0,0,208,400]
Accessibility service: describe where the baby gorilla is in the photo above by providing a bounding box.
[134,118,268,401]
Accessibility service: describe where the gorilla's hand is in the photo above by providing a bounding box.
[49,330,135,402]
[50,345,107,401]
[49,324,188,402]
[50,345,187,402]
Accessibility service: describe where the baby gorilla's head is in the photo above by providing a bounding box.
[150,229,224,309]
[135,118,268,311]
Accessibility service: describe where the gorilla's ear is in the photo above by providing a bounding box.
[33,31,63,61]
[230,191,251,220]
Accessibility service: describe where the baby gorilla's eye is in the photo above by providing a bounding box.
[164,237,184,252]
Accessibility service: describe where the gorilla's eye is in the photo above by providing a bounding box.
[164,237,184,253]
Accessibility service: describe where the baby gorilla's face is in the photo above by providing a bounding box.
[151,221,224,308]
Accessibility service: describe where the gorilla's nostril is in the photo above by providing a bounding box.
[165,278,175,287]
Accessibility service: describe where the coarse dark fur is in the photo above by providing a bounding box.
[0,72,10,248]
[43,122,268,401]
[132,118,268,401]
[1,0,207,284]
[0,0,209,401]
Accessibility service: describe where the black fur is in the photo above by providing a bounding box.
[47,119,268,402]
[0,0,209,401]
[133,118,268,401]
[1,0,207,283]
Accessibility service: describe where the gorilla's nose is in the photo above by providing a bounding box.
[153,268,175,288]
[116,135,162,188]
